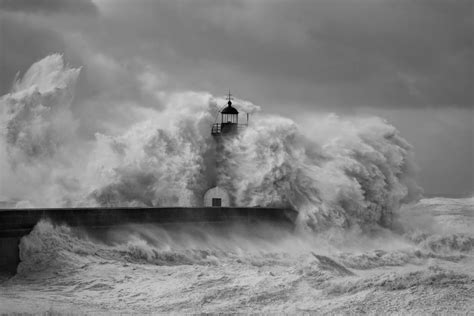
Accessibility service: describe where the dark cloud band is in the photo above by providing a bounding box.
[0,0,97,15]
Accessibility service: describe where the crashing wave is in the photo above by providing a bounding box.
[2,54,79,163]
[1,55,421,230]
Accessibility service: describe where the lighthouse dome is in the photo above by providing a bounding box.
[221,103,239,114]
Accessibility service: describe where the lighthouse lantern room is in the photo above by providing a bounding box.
[211,91,247,135]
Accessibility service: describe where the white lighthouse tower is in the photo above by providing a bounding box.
[204,92,249,207]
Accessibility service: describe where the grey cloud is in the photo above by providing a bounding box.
[88,0,472,108]
[0,0,97,15]
[2,0,471,108]
[305,0,473,107]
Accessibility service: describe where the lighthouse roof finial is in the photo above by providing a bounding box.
[226,90,233,106]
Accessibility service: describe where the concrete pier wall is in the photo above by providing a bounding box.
[0,207,297,274]
[0,237,20,274]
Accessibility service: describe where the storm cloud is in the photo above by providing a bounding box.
[84,0,473,108]
[0,0,97,15]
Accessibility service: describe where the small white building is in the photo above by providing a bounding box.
[203,186,230,207]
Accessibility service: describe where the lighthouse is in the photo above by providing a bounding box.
[211,91,248,136]
[204,92,248,207]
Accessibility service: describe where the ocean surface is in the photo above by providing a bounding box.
[1,197,473,314]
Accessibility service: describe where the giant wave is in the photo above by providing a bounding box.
[0,55,421,231]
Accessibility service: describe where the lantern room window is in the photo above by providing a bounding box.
[221,100,239,124]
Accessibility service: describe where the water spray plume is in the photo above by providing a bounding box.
[0,55,422,231]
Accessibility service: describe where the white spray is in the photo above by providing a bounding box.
[0,55,421,231]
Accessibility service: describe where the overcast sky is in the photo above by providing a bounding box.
[0,0,472,195]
